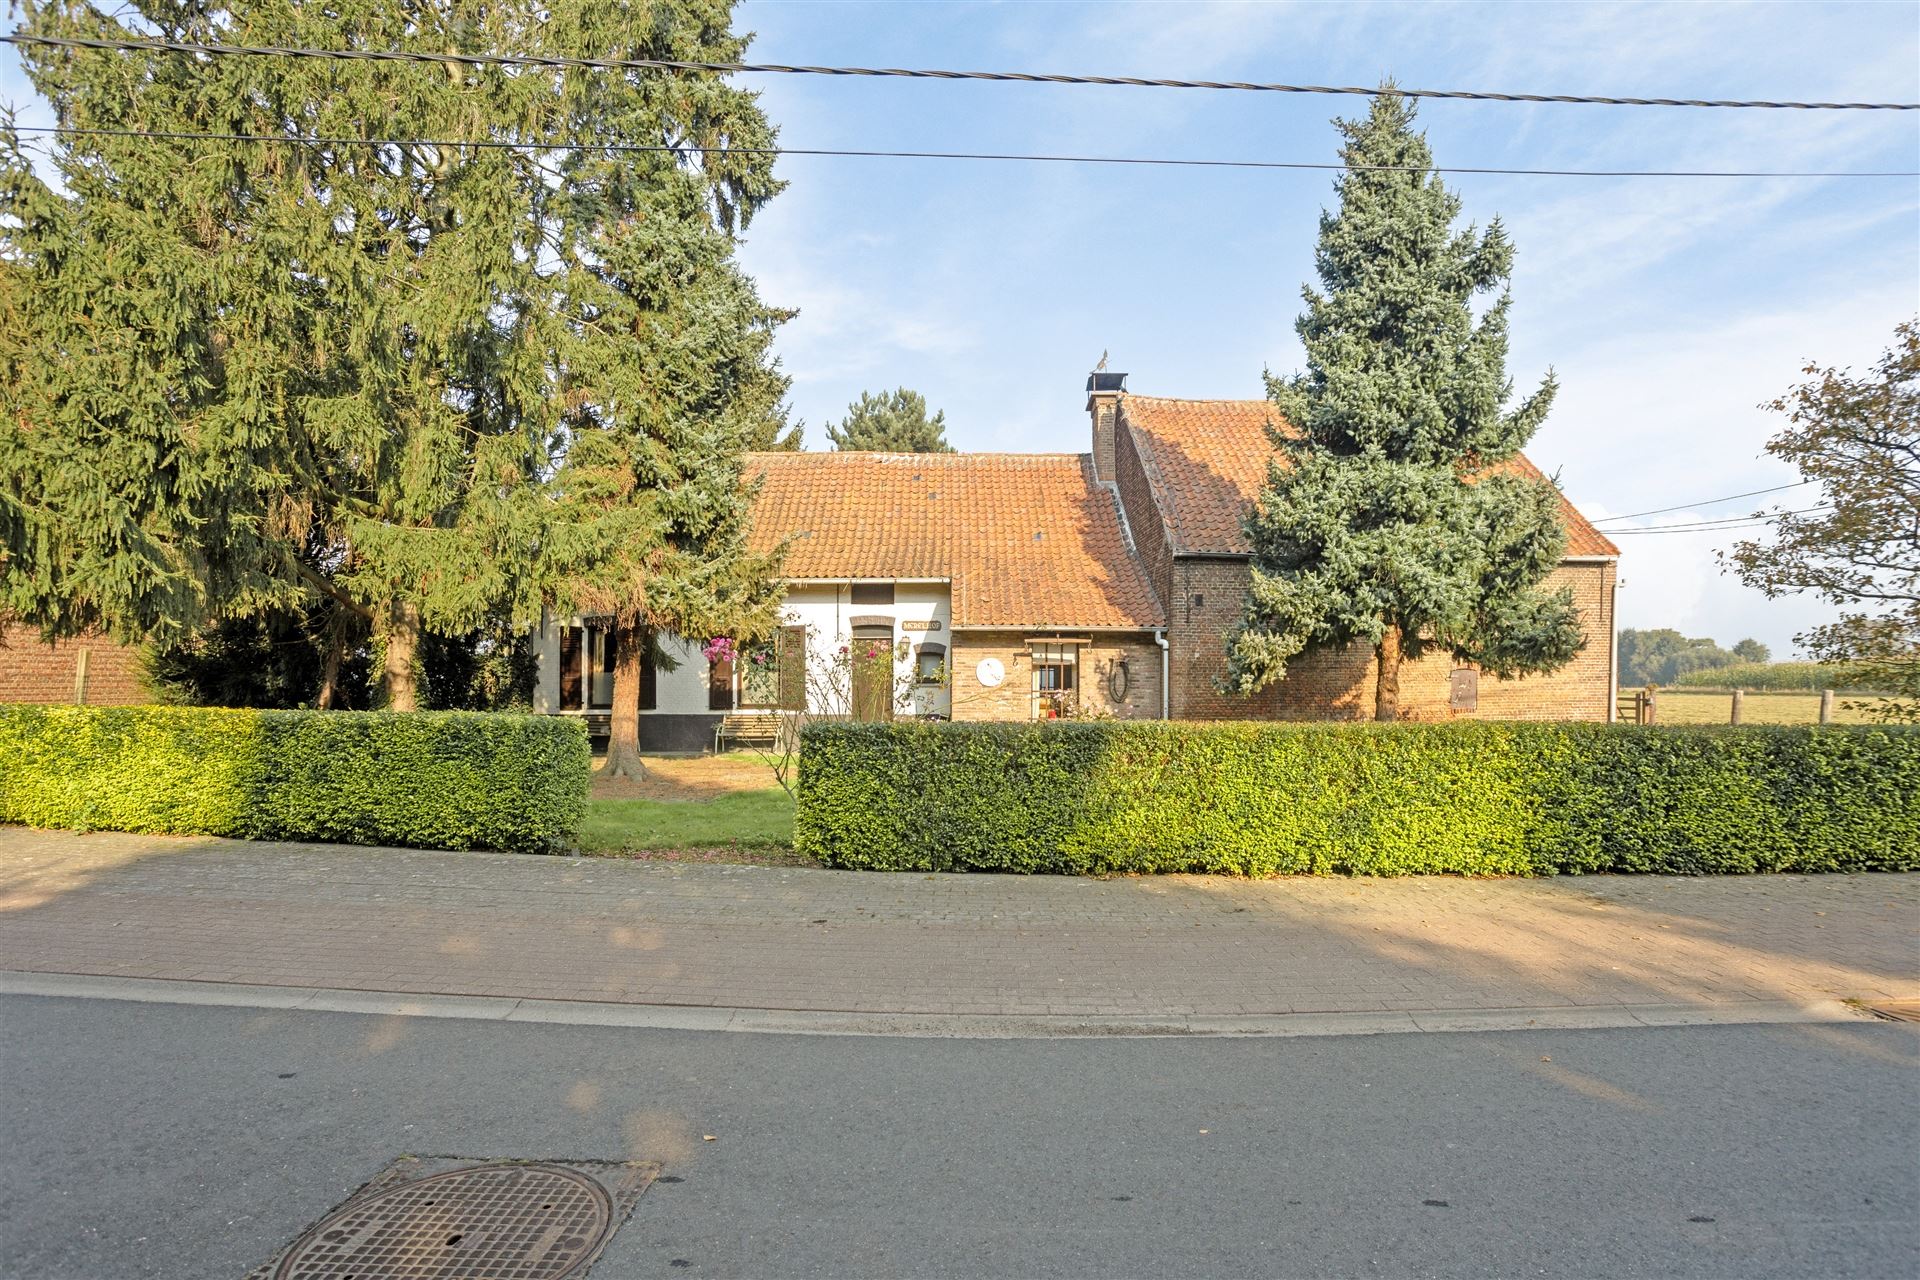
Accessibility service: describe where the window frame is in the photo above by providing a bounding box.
[1029,642,1079,719]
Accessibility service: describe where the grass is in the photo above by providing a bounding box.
[1651,689,1894,725]
[577,751,805,864]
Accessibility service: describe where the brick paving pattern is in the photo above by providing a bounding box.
[0,828,1914,1017]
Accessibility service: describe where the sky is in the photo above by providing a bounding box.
[5,1,1917,656]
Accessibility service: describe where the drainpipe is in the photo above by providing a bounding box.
[1607,571,1621,723]
[1153,628,1170,720]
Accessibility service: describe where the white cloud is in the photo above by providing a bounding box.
[1549,289,1912,654]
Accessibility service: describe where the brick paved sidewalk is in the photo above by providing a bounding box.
[0,828,1914,1018]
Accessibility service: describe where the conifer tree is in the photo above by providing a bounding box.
[1,0,789,715]
[541,169,788,779]
[1226,93,1582,719]
[825,388,953,452]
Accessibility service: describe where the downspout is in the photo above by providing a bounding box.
[1154,628,1170,720]
[1606,570,1620,723]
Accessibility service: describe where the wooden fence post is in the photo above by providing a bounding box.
[1644,688,1657,725]
[1819,688,1834,725]
[72,647,91,706]
[1730,688,1743,725]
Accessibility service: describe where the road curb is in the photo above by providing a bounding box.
[0,970,1886,1039]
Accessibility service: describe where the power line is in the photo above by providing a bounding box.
[6,33,1917,111]
[1604,504,1832,534]
[1592,480,1815,523]
[11,125,1917,180]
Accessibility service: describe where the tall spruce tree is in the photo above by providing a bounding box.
[1226,93,1582,719]
[1,0,788,713]
[541,168,788,779]
[825,388,953,452]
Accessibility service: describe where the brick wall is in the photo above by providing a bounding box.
[1088,392,1119,483]
[1112,414,1175,615]
[1166,559,1616,722]
[0,622,150,706]
[949,630,1163,722]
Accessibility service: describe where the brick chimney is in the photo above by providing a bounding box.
[1086,370,1127,482]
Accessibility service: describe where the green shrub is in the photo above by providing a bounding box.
[795,721,1920,876]
[0,705,588,852]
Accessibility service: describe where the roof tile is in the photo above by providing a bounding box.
[1120,395,1619,558]
[745,452,1165,630]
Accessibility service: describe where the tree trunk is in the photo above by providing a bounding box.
[381,598,422,712]
[316,608,348,710]
[1373,624,1403,723]
[603,617,648,781]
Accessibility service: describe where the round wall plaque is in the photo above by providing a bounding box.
[975,657,1006,688]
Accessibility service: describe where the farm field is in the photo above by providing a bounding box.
[1652,689,1893,725]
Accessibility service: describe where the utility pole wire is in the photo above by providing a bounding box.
[1592,480,1816,523]
[11,125,1917,180]
[1603,504,1833,534]
[5,33,1917,111]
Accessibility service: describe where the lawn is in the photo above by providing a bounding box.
[1652,689,1894,725]
[578,752,804,864]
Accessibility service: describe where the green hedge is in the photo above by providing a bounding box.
[0,705,589,853]
[1670,661,1895,693]
[795,721,1920,876]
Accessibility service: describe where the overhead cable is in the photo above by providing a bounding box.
[1592,480,1815,523]
[6,33,1917,111]
[11,125,1917,180]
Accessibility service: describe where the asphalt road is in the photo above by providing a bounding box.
[2,995,1914,1279]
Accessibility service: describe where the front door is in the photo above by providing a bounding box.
[850,629,893,722]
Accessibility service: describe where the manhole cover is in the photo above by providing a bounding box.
[256,1159,653,1279]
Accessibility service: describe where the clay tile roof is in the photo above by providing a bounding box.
[744,452,1166,630]
[1119,395,1619,559]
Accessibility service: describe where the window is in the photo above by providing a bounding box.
[779,624,807,711]
[559,622,618,712]
[584,624,615,711]
[915,643,947,685]
[740,626,809,710]
[1031,643,1078,719]
[740,640,781,708]
[850,582,894,606]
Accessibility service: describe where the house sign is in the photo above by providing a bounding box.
[901,620,941,633]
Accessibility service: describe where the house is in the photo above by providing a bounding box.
[534,370,1620,747]
[0,621,149,706]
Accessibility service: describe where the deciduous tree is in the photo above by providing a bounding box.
[1726,321,1919,721]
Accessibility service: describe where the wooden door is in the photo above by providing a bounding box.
[850,639,893,722]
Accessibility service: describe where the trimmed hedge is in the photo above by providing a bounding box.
[795,721,1920,876]
[1670,660,1895,693]
[0,705,589,853]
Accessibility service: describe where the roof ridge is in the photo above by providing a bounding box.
[1122,393,1278,408]
[746,450,1090,462]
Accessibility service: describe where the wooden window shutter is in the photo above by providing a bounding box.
[708,645,735,711]
[779,625,807,711]
[559,627,583,710]
[639,629,657,711]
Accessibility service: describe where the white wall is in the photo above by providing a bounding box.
[535,584,956,719]
[652,633,709,715]
[779,582,952,718]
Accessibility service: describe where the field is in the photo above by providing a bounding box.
[1650,689,1894,725]
[578,752,803,863]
